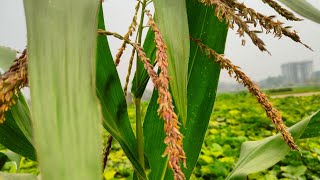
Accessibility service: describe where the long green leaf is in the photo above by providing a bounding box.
[278,0,320,23]
[143,91,167,179]
[131,29,156,98]
[0,105,35,160]
[300,110,320,138]
[153,0,190,124]
[0,46,16,71]
[24,0,102,179]
[96,6,147,179]
[227,110,320,179]
[144,1,228,179]
[181,1,228,178]
[11,94,33,144]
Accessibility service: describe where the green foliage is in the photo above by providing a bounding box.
[227,110,319,179]
[182,1,228,178]
[0,101,35,160]
[195,94,320,179]
[10,94,33,144]
[24,0,102,179]
[99,94,320,179]
[1,1,319,180]
[153,0,190,124]
[143,1,228,179]
[96,6,146,179]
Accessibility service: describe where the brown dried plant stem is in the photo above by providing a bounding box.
[0,50,28,123]
[193,39,298,151]
[102,135,113,170]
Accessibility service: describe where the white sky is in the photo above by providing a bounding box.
[0,0,319,87]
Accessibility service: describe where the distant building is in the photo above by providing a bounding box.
[281,61,313,84]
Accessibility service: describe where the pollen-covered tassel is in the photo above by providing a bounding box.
[193,39,299,151]
[199,0,311,52]
[146,10,186,180]
[0,50,28,123]
[99,24,187,179]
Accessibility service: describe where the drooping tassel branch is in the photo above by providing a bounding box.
[99,21,187,179]
[192,38,299,151]
[0,50,28,123]
[123,48,136,97]
[261,0,302,21]
[146,10,186,180]
[199,0,311,52]
[102,135,114,170]
[114,1,140,66]
[223,0,312,50]
[98,30,159,86]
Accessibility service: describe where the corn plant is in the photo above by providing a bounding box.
[0,0,320,179]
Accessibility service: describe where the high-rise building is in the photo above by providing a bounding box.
[281,61,313,84]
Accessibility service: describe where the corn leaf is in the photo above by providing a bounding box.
[278,0,320,23]
[11,94,33,144]
[144,1,228,179]
[96,6,147,179]
[227,110,320,180]
[131,29,156,98]
[153,0,189,124]
[0,46,16,71]
[181,2,228,178]
[24,0,102,179]
[0,104,35,160]
[300,110,320,138]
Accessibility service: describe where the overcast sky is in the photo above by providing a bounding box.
[1,0,319,87]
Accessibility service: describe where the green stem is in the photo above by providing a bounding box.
[135,0,147,174]
[135,98,144,168]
